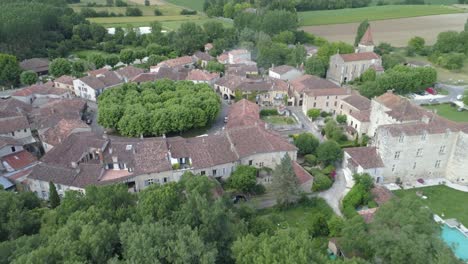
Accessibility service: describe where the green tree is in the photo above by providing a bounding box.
[317,41,355,63]
[272,31,296,44]
[271,154,299,207]
[227,165,257,193]
[20,71,38,86]
[407,36,425,55]
[307,108,321,121]
[0,53,21,87]
[203,21,225,42]
[260,10,298,36]
[72,59,88,75]
[382,53,406,70]
[327,216,345,237]
[336,114,347,124]
[173,22,207,55]
[137,183,182,221]
[125,7,142,16]
[305,57,327,77]
[89,54,106,69]
[312,173,333,192]
[232,228,327,263]
[119,49,135,65]
[434,31,460,53]
[105,54,120,68]
[354,19,369,46]
[147,55,168,66]
[360,68,376,82]
[49,58,72,77]
[294,133,319,155]
[316,140,343,166]
[48,182,60,209]
[206,61,225,72]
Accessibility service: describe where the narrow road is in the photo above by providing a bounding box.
[288,106,324,142]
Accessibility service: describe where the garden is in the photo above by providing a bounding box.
[260,109,297,125]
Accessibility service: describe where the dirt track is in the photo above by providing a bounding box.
[301,13,468,47]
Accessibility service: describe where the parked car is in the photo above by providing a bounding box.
[417,178,425,184]
[426,87,437,95]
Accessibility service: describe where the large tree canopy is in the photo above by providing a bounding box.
[98,80,221,137]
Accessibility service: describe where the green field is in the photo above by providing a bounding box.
[394,185,468,226]
[423,104,468,122]
[298,5,462,26]
[165,0,204,11]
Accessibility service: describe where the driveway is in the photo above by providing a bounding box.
[315,169,350,217]
[288,106,324,142]
[207,100,230,135]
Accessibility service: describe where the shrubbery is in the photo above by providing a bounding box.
[180,9,197,15]
[259,109,278,116]
[312,172,333,192]
[342,173,374,218]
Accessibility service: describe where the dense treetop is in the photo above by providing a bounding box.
[98,80,221,137]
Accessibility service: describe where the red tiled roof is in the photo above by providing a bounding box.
[227,99,261,128]
[0,116,29,134]
[115,65,145,80]
[12,84,69,97]
[359,26,374,46]
[345,147,384,169]
[79,71,123,90]
[340,52,380,62]
[20,58,49,73]
[1,150,37,170]
[342,94,371,111]
[131,73,158,83]
[152,56,194,69]
[88,68,110,76]
[41,119,90,147]
[186,69,219,81]
[270,65,297,75]
[292,161,313,184]
[290,74,340,94]
[54,75,74,86]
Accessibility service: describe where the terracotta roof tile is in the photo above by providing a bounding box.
[0,116,29,134]
[131,73,158,83]
[290,74,340,93]
[345,147,384,169]
[41,119,90,147]
[186,69,219,81]
[115,65,145,80]
[20,58,49,73]
[270,65,297,75]
[54,75,74,86]
[339,52,380,62]
[371,186,394,206]
[293,161,313,184]
[152,56,194,69]
[1,150,37,170]
[79,71,123,90]
[359,26,374,46]
[342,94,371,111]
[12,84,69,97]
[193,51,213,62]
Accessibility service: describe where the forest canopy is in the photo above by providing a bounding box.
[98,80,221,137]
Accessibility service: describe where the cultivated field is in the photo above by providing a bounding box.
[298,5,462,26]
[164,0,204,11]
[302,13,468,47]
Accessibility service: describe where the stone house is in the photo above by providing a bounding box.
[344,92,468,185]
[54,75,75,94]
[0,137,24,158]
[73,71,123,101]
[268,65,303,81]
[193,51,213,68]
[343,147,385,184]
[115,65,145,82]
[20,58,49,76]
[150,56,195,73]
[326,52,382,85]
[186,69,219,86]
[214,75,247,100]
[228,49,251,64]
[0,116,35,145]
[226,64,258,77]
[290,74,343,107]
[12,84,72,105]
[27,99,300,199]
[326,26,383,84]
[39,119,91,152]
[338,94,372,138]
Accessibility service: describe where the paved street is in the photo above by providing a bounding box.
[207,100,230,135]
[288,106,324,142]
[86,101,105,136]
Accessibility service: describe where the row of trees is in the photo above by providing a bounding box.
[1,171,460,263]
[97,80,221,137]
[358,64,437,98]
[203,0,372,16]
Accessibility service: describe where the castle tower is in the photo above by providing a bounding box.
[357,26,375,53]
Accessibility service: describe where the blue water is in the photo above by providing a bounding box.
[441,224,468,261]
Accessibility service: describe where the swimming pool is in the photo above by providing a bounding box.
[441,224,468,261]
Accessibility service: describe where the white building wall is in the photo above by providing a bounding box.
[0,145,23,158]
[73,80,97,101]
[446,131,468,184]
[302,94,349,115]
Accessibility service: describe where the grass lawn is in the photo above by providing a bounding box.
[394,185,468,226]
[298,5,462,26]
[262,116,297,125]
[74,50,111,59]
[257,198,335,231]
[371,0,458,4]
[423,104,468,122]
[165,0,204,11]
